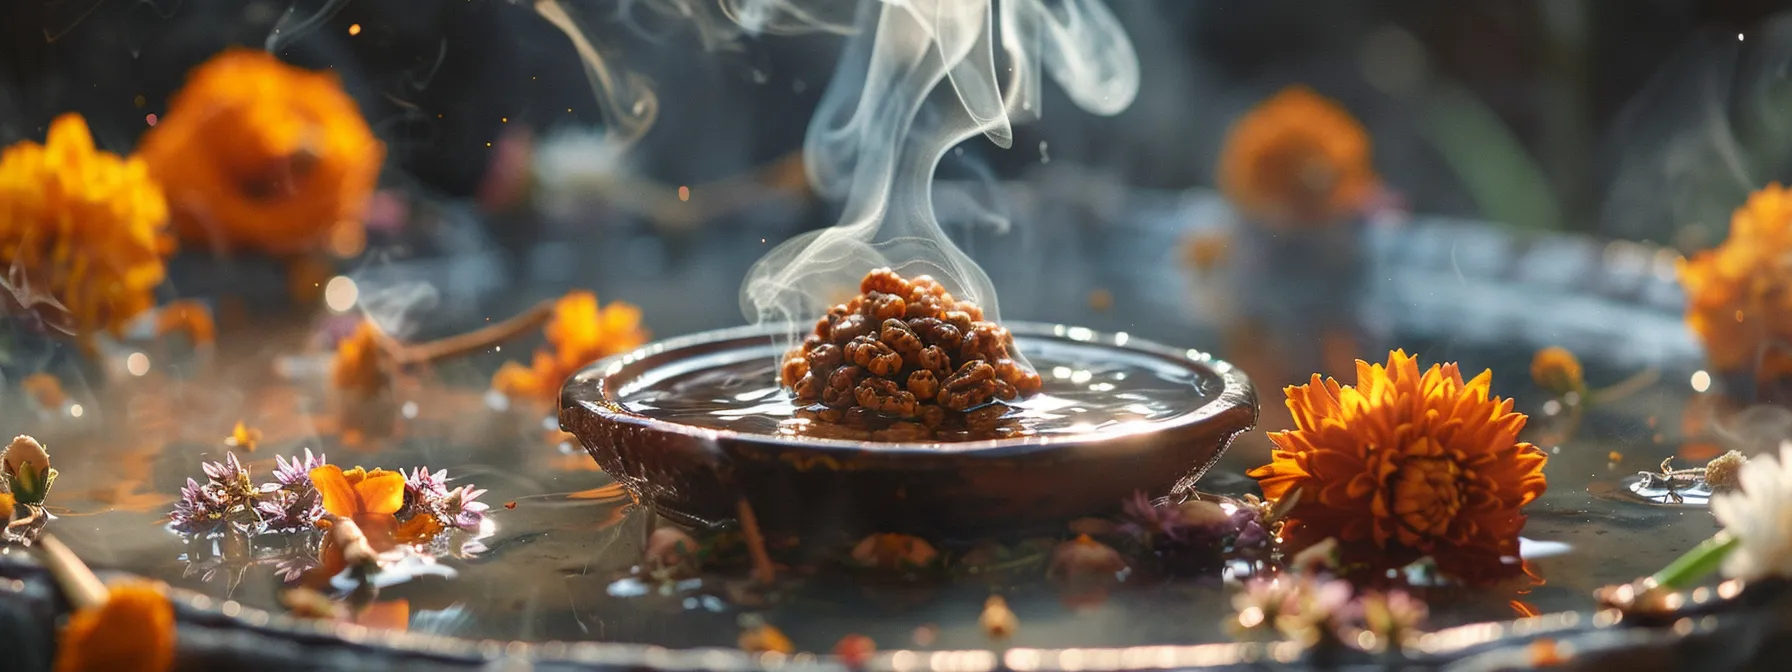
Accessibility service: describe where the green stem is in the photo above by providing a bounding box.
[1651,533,1740,591]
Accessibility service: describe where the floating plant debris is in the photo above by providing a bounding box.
[779,268,1043,438]
[54,579,176,672]
[224,421,261,452]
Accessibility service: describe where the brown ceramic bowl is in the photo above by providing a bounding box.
[559,322,1257,537]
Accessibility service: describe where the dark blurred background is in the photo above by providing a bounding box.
[3,0,1792,245]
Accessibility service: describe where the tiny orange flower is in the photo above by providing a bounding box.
[225,421,261,452]
[1530,346,1584,395]
[1218,85,1378,229]
[332,320,391,398]
[1678,183,1792,381]
[54,580,175,672]
[308,464,405,517]
[1247,350,1548,582]
[1179,231,1232,274]
[0,113,172,339]
[153,299,216,346]
[136,48,384,256]
[492,290,648,400]
[21,373,67,409]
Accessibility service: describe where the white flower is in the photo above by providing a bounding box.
[1710,442,1792,581]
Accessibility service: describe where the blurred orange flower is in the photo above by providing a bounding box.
[1218,85,1377,229]
[493,291,648,400]
[0,113,172,338]
[137,48,384,256]
[332,320,391,398]
[1248,350,1548,582]
[153,299,216,346]
[1529,346,1584,395]
[1679,184,1792,381]
[21,373,67,409]
[54,580,175,672]
[309,464,404,517]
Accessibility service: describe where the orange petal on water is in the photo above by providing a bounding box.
[354,469,406,515]
[309,465,359,517]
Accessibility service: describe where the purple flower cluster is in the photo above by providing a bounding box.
[170,451,328,536]
[403,467,490,531]
[1230,576,1427,652]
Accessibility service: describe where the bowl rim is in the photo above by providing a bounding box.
[560,321,1258,457]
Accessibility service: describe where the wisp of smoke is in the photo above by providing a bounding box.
[733,0,1139,350]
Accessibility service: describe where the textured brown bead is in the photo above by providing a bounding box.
[904,295,945,319]
[793,372,822,402]
[906,369,940,400]
[805,343,844,372]
[916,345,951,373]
[907,317,961,348]
[993,379,1018,400]
[961,324,1007,362]
[832,314,871,344]
[861,268,911,296]
[941,310,975,334]
[813,316,833,340]
[918,405,946,427]
[845,336,903,376]
[880,319,924,358]
[823,366,864,407]
[939,360,998,410]
[961,303,985,321]
[965,404,1007,429]
[868,292,907,322]
[780,353,810,387]
[994,359,1043,396]
[855,377,918,417]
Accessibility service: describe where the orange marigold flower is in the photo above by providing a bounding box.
[0,113,172,338]
[332,320,391,397]
[1678,183,1792,381]
[136,48,384,256]
[1247,350,1548,581]
[492,290,648,400]
[54,580,175,672]
[1218,85,1378,229]
[308,464,405,517]
[1529,346,1584,395]
[225,421,261,452]
[21,372,67,409]
[153,299,216,346]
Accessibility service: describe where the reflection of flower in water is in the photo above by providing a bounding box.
[1679,184,1792,381]
[0,113,171,339]
[136,48,384,256]
[1217,86,1377,229]
[1248,350,1549,582]
[492,291,648,401]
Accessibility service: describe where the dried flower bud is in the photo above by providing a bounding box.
[1704,450,1746,491]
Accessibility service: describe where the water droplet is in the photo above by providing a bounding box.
[1039,140,1050,164]
[126,352,150,377]
[751,69,768,84]
[402,401,419,419]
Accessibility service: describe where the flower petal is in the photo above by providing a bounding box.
[354,469,407,515]
[309,465,360,517]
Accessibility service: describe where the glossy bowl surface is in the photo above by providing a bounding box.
[560,322,1258,536]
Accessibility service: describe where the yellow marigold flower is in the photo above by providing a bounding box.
[137,48,384,256]
[308,464,405,517]
[225,421,261,452]
[492,291,648,400]
[1218,85,1377,229]
[1678,183,1792,380]
[54,580,175,672]
[331,320,391,397]
[1529,346,1584,395]
[153,299,215,346]
[1247,350,1548,582]
[0,113,171,338]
